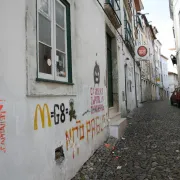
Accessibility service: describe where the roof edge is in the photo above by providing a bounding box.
[161,54,168,60]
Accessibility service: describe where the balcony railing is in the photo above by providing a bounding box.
[124,20,135,57]
[104,0,121,29]
[123,0,132,22]
[137,15,143,29]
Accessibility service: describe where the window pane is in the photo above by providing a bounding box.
[39,13,51,45]
[56,25,65,52]
[56,51,66,77]
[39,43,52,74]
[40,0,49,15]
[56,1,65,28]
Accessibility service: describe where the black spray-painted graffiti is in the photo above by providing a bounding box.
[94,61,100,86]
[69,99,77,121]
[50,101,76,125]
[82,110,91,116]
[34,100,77,130]
[51,103,67,124]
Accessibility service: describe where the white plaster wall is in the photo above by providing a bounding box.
[172,0,180,83]
[136,24,156,102]
[168,73,178,93]
[118,43,127,116]
[168,74,174,85]
[123,47,136,111]
[168,74,178,87]
[117,42,137,114]
[168,73,178,98]
[0,0,109,180]
[135,66,141,105]
[173,0,180,50]
[161,57,169,90]
[156,86,160,100]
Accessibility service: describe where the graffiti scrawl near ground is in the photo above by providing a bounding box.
[69,99,77,121]
[65,114,107,158]
[94,61,100,86]
[90,87,105,114]
[82,110,91,116]
[34,100,76,130]
[0,100,6,153]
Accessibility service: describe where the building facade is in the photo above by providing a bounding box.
[169,0,180,83]
[168,72,179,95]
[161,55,169,98]
[154,40,163,100]
[0,0,168,179]
[135,13,159,102]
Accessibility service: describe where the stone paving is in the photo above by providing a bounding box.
[72,100,180,180]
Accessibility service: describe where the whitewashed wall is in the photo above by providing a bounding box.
[172,0,180,83]
[161,56,169,91]
[168,73,178,93]
[118,0,137,113]
[0,0,109,180]
[123,46,136,111]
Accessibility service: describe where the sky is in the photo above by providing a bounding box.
[142,0,177,73]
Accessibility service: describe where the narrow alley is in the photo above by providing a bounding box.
[73,101,180,180]
[1,0,180,179]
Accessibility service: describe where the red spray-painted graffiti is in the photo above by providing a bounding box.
[65,114,107,158]
[90,88,105,114]
[0,100,6,153]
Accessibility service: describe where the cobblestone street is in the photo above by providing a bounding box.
[72,100,180,180]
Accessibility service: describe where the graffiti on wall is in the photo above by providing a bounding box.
[0,100,6,153]
[90,87,105,114]
[34,99,77,130]
[93,61,100,86]
[65,113,107,158]
[69,99,76,121]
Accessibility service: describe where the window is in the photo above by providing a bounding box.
[124,9,134,56]
[37,0,72,83]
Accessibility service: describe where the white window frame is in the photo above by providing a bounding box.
[54,0,68,82]
[37,0,68,82]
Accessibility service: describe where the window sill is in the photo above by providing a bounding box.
[36,78,74,85]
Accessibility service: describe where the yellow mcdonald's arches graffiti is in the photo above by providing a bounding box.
[34,104,52,130]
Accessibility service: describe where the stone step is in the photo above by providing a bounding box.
[108,107,117,118]
[109,112,121,120]
[109,118,128,139]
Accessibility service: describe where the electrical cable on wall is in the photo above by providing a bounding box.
[96,0,136,60]
[96,0,125,47]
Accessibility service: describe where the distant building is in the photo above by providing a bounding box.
[0,0,170,179]
[161,55,169,98]
[168,72,178,96]
[154,40,162,100]
[169,0,180,83]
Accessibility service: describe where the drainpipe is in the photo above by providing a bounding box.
[149,60,153,101]
[154,56,157,100]
[160,62,164,100]
[140,67,143,103]
[124,64,128,111]
[133,59,138,108]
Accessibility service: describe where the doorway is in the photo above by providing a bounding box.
[106,33,113,107]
